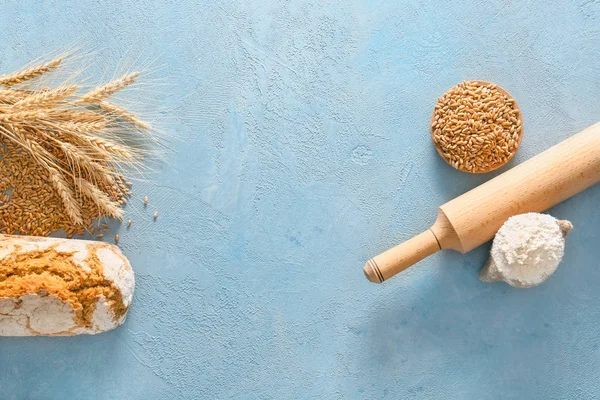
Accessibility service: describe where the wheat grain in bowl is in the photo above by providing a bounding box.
[431,80,523,174]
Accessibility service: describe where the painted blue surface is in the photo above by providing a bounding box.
[1,1,599,399]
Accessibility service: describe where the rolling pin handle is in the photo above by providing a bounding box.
[363,229,442,283]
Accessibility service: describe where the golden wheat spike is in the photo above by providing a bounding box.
[54,119,108,134]
[0,58,62,87]
[98,101,150,130]
[0,88,30,104]
[80,72,140,103]
[0,110,48,124]
[47,166,84,225]
[58,142,113,185]
[14,85,78,108]
[86,136,134,159]
[77,178,123,219]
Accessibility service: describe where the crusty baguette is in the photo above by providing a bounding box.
[0,235,134,336]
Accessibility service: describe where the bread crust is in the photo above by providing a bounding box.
[0,235,134,336]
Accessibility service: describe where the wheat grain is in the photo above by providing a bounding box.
[0,126,57,172]
[432,81,522,173]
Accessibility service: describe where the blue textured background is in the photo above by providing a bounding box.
[1,1,599,399]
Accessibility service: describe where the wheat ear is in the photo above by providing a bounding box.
[53,119,108,134]
[15,85,78,108]
[21,129,122,222]
[58,141,114,186]
[77,178,123,219]
[0,110,49,124]
[0,125,52,165]
[35,120,131,162]
[51,110,108,124]
[0,58,62,86]
[47,166,84,225]
[98,101,150,130]
[0,88,30,104]
[86,136,134,159]
[80,72,140,103]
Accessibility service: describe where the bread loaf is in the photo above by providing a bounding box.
[0,235,134,336]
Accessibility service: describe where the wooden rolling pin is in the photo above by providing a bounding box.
[364,122,600,284]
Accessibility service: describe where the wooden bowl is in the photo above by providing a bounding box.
[431,80,523,174]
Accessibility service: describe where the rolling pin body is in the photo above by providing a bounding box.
[364,122,600,283]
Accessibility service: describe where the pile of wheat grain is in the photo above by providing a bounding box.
[431,80,523,173]
[0,56,150,237]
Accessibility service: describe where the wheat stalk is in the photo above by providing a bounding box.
[0,58,62,86]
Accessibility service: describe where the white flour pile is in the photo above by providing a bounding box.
[479,213,573,288]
